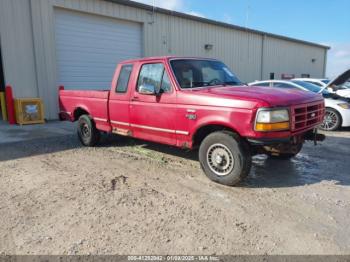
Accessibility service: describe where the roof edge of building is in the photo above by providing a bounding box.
[106,0,330,50]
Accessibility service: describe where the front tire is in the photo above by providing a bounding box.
[199,131,252,186]
[77,114,100,146]
[320,108,342,131]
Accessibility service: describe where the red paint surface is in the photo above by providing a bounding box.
[58,56,325,148]
[5,85,16,125]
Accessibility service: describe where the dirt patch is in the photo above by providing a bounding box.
[0,125,350,255]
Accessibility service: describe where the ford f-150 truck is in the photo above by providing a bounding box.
[59,56,325,186]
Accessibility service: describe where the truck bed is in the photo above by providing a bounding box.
[59,89,109,124]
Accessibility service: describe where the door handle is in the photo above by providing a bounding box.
[131,96,139,102]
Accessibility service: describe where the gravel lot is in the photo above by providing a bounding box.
[0,121,349,255]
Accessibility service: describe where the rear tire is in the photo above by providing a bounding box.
[77,114,100,146]
[199,131,252,186]
[320,108,342,131]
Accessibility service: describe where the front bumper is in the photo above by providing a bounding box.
[247,129,326,146]
[247,137,291,145]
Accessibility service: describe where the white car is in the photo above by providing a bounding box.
[294,69,350,98]
[248,79,350,131]
[292,78,330,87]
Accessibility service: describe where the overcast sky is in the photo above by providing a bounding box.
[133,0,349,78]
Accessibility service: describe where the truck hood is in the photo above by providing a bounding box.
[192,85,323,107]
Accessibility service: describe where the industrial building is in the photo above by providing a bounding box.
[0,0,330,119]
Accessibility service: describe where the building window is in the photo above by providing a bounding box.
[270,73,275,80]
[301,74,310,78]
[281,73,295,80]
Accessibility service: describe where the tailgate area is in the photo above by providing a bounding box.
[59,89,109,123]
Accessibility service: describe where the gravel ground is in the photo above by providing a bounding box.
[0,121,350,255]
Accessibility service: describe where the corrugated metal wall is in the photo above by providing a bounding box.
[262,36,326,80]
[0,0,38,98]
[0,0,327,119]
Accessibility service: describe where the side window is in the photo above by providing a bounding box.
[255,82,271,87]
[116,64,133,93]
[160,71,172,93]
[307,81,322,87]
[273,82,294,88]
[137,63,172,93]
[137,63,164,92]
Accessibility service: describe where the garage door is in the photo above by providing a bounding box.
[54,9,142,90]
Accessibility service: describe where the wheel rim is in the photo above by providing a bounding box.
[321,110,338,130]
[206,143,235,176]
[80,122,91,138]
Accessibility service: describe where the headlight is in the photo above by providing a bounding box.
[337,103,350,109]
[255,109,290,131]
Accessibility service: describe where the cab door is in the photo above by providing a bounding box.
[109,63,134,135]
[129,61,177,145]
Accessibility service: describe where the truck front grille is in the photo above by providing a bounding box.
[291,101,325,132]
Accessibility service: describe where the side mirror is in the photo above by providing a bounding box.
[139,83,156,95]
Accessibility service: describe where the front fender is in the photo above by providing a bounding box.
[189,107,254,139]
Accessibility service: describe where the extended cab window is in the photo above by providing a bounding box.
[137,63,172,93]
[116,64,133,93]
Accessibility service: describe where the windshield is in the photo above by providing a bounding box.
[170,59,243,89]
[321,79,330,84]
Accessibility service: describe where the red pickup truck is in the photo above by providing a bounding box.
[59,56,325,186]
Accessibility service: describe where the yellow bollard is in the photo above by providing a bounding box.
[0,92,7,121]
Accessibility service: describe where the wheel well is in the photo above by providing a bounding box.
[73,107,89,121]
[192,124,238,148]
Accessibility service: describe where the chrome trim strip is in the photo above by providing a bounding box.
[111,120,130,126]
[94,117,108,122]
[175,130,189,135]
[110,120,189,135]
[131,124,175,134]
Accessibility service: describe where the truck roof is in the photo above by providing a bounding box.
[120,56,219,64]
